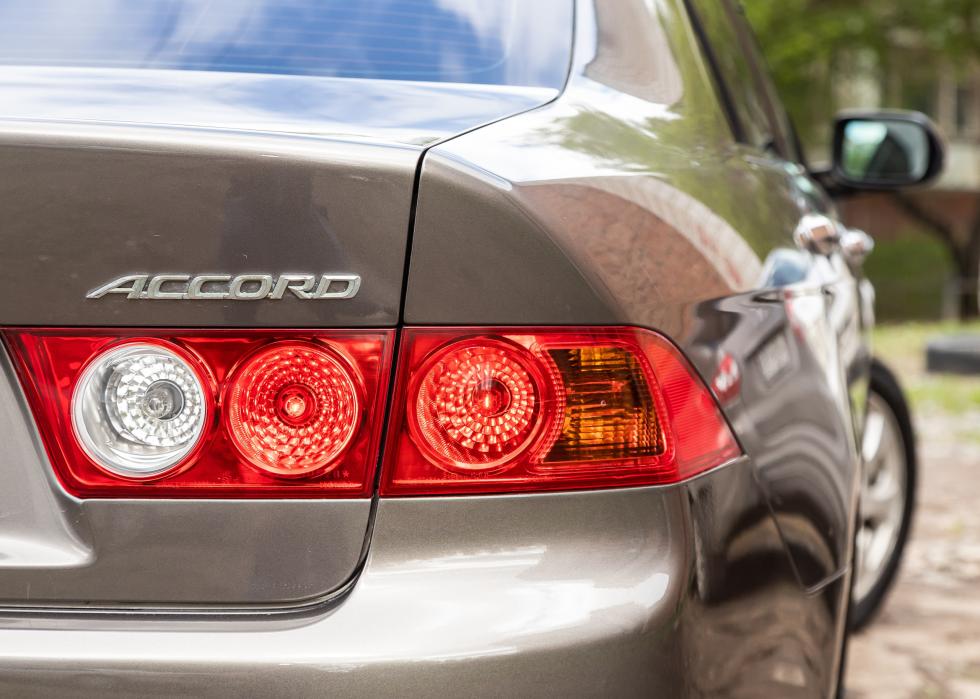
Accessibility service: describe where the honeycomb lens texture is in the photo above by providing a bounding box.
[412,342,540,470]
[72,343,207,478]
[543,346,663,463]
[226,342,360,477]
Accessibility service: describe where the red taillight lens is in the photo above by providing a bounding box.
[409,338,554,471]
[4,325,737,499]
[382,327,740,496]
[4,329,392,498]
[225,342,362,478]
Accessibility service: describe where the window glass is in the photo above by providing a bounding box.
[0,0,572,88]
[689,0,780,153]
[725,2,802,162]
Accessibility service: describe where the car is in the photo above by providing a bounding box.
[0,0,938,696]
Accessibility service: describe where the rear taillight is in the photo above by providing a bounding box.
[224,341,362,478]
[4,326,738,499]
[381,327,740,496]
[70,340,212,479]
[4,329,392,498]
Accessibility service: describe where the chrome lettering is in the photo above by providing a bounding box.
[87,273,361,301]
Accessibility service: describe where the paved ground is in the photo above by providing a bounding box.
[846,409,980,698]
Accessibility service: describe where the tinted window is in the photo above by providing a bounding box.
[0,0,572,88]
[724,2,801,162]
[689,0,781,153]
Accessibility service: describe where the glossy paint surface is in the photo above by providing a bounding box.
[0,463,843,697]
[0,123,415,328]
[408,4,802,329]
[0,344,371,604]
[0,70,558,328]
[403,0,866,692]
[0,0,868,695]
[407,0,864,587]
[0,69,557,146]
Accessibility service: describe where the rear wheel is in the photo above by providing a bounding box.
[850,359,916,630]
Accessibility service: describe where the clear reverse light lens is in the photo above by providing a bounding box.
[71,342,208,478]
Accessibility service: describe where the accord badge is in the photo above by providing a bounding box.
[86,273,361,301]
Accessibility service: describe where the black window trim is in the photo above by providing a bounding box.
[723,0,801,163]
[681,0,746,144]
[683,0,798,163]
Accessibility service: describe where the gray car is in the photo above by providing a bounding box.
[0,1,939,696]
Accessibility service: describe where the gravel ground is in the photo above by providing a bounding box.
[846,409,980,698]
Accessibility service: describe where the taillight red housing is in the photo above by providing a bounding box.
[4,329,393,498]
[381,327,740,496]
[5,325,738,499]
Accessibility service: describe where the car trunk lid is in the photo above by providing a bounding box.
[0,72,555,608]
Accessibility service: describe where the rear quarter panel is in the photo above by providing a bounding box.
[406,0,865,692]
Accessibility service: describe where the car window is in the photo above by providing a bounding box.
[0,0,572,88]
[723,2,803,164]
[687,0,793,159]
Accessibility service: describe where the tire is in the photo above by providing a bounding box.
[849,358,917,631]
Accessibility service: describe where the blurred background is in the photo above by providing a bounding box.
[743,2,980,697]
[745,0,979,321]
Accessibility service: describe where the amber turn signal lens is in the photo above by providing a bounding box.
[542,345,664,465]
[381,327,740,496]
[3,326,735,500]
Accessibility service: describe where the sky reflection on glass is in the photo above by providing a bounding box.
[0,0,571,87]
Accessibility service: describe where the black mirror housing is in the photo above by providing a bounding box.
[830,110,944,191]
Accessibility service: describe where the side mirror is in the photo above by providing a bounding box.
[831,111,944,190]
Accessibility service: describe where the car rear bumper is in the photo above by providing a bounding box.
[0,455,846,698]
[0,485,694,697]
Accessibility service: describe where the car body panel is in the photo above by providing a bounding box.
[0,461,844,698]
[0,343,371,605]
[0,68,557,148]
[0,67,562,329]
[0,54,564,605]
[0,0,868,696]
[0,122,415,328]
[407,0,863,592]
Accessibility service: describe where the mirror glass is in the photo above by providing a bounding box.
[839,119,930,184]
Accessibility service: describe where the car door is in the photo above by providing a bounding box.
[687,0,867,590]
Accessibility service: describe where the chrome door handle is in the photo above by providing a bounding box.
[841,227,874,266]
[794,214,840,256]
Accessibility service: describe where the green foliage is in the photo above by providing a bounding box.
[741,0,980,153]
[893,0,980,63]
[864,231,951,320]
[742,0,883,152]
[841,123,888,177]
[874,320,980,417]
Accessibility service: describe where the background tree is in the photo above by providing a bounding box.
[743,0,980,318]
